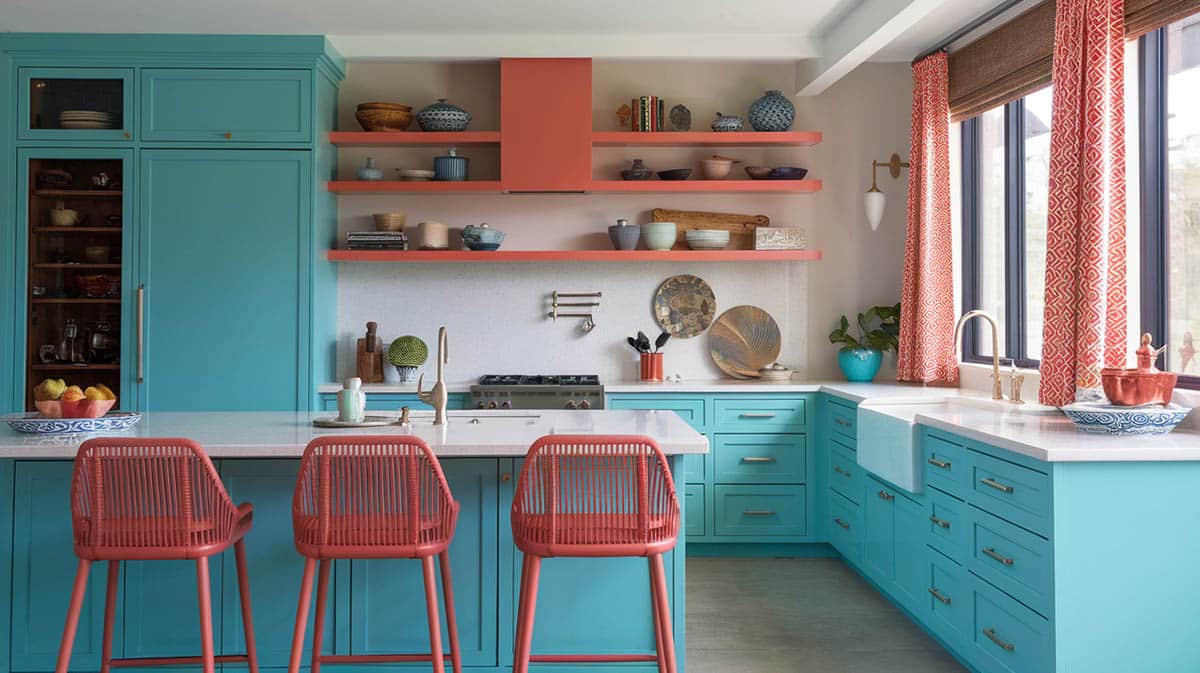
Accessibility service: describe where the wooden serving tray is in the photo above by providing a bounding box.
[651,209,770,250]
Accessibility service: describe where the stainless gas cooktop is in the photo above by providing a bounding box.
[470,374,604,410]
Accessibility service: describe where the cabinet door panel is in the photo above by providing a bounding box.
[12,462,115,671]
[500,59,591,191]
[350,460,498,666]
[684,484,706,538]
[141,69,311,143]
[892,491,928,618]
[861,481,895,584]
[138,150,308,410]
[123,559,221,659]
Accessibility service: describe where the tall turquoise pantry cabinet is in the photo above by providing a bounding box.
[0,35,345,413]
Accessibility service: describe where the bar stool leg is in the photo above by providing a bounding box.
[421,556,446,673]
[650,554,677,673]
[287,558,317,673]
[439,552,463,673]
[234,540,260,673]
[310,560,331,673]
[196,557,216,673]
[648,558,667,673]
[511,554,531,671]
[100,561,120,673]
[513,555,542,673]
[55,559,92,673]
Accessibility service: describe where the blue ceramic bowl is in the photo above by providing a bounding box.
[641,222,677,250]
[1062,403,1191,435]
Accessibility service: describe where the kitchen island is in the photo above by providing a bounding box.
[0,410,707,673]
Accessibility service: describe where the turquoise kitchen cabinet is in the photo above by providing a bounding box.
[318,392,469,413]
[684,484,706,537]
[137,150,309,411]
[122,558,222,662]
[140,69,311,144]
[606,396,707,483]
[827,490,862,564]
[712,433,806,484]
[17,67,135,143]
[861,477,896,583]
[350,459,499,666]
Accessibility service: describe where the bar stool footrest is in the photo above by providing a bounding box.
[529,654,660,663]
[315,654,454,664]
[110,655,250,668]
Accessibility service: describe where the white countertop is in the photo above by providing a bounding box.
[0,410,709,459]
[317,382,476,394]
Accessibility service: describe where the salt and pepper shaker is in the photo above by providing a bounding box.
[337,377,366,423]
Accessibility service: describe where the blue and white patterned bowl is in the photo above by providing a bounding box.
[1,412,142,434]
[416,99,471,132]
[1061,403,1190,436]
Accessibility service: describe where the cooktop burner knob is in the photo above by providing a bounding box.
[564,400,578,410]
[501,400,512,409]
[487,401,498,409]
[579,399,591,409]
[477,401,487,409]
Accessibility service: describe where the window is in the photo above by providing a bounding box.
[960,88,1053,367]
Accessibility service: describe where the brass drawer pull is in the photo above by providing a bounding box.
[834,417,852,427]
[982,547,1014,566]
[929,515,951,529]
[983,628,1015,652]
[980,477,1015,494]
[739,413,777,419]
[833,517,850,530]
[928,587,952,605]
[834,465,851,478]
[743,510,777,517]
[741,456,777,463]
[877,490,894,502]
[927,457,951,470]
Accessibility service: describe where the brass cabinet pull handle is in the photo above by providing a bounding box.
[739,413,777,419]
[877,490,894,502]
[743,510,776,516]
[122,131,131,139]
[982,547,1014,566]
[981,477,1015,494]
[136,284,145,383]
[928,587,952,605]
[224,132,233,139]
[741,456,777,463]
[927,457,951,469]
[833,517,850,530]
[500,473,512,482]
[835,418,851,427]
[834,465,851,477]
[983,628,1015,652]
[929,515,950,529]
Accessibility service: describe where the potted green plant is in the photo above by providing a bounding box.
[387,335,429,382]
[829,303,900,382]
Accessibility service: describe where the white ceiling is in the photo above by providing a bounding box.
[0,0,1012,93]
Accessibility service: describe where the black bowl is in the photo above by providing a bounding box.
[768,166,808,180]
[657,168,693,181]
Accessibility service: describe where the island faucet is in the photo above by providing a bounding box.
[952,310,1004,401]
[417,326,449,425]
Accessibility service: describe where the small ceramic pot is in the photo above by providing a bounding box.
[418,221,450,249]
[748,90,795,132]
[461,223,505,251]
[698,156,738,180]
[357,157,384,181]
[434,148,469,181]
[641,222,677,251]
[50,201,80,227]
[621,159,653,181]
[838,348,883,382]
[416,99,471,132]
[711,113,744,132]
[394,365,419,382]
[608,219,641,250]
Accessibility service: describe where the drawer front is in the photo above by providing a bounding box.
[141,69,312,143]
[927,550,971,650]
[714,396,807,432]
[926,487,970,564]
[714,485,807,537]
[970,451,1051,537]
[684,484,706,538]
[828,490,862,564]
[683,452,706,484]
[968,509,1052,617]
[827,399,857,442]
[971,577,1052,673]
[606,396,707,432]
[924,433,969,499]
[828,440,862,504]
[713,434,806,484]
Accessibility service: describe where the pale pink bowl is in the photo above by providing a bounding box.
[37,398,117,419]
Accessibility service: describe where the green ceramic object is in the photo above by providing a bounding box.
[388,335,429,367]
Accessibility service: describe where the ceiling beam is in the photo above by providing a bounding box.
[795,0,951,96]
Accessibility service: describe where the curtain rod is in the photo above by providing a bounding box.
[912,0,1035,64]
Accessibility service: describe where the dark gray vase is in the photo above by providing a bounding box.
[748,90,795,132]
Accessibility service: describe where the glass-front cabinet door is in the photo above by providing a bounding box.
[16,149,136,411]
[18,68,134,142]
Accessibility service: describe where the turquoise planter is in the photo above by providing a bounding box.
[838,349,883,382]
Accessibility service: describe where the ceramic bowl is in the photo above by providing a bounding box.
[641,222,678,250]
[355,103,413,132]
[1062,402,1191,435]
[657,169,692,181]
[685,229,730,250]
[698,158,736,180]
[769,166,808,180]
[744,166,772,179]
[608,223,641,250]
[37,398,117,419]
[50,208,80,227]
[461,223,505,251]
[373,212,407,232]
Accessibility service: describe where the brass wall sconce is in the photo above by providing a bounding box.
[865,153,910,231]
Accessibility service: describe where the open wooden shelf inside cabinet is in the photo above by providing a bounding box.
[33,189,122,198]
[31,298,121,305]
[34,227,123,234]
[31,363,121,371]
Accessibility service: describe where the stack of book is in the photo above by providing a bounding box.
[631,96,664,132]
[347,231,408,251]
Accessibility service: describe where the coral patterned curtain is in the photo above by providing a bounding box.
[898,52,959,384]
[1039,0,1127,406]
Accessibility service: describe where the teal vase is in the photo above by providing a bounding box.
[838,348,883,382]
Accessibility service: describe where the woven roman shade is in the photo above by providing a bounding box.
[949,0,1200,121]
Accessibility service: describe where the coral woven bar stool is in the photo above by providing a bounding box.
[511,435,681,673]
[288,436,462,673]
[55,438,258,673]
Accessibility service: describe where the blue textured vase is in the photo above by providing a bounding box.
[838,348,883,382]
[749,90,795,132]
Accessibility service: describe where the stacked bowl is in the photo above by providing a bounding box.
[59,110,114,129]
[685,229,730,250]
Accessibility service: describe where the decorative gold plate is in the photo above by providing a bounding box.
[709,306,781,378]
[654,274,717,338]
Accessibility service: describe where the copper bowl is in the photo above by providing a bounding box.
[1101,368,1177,406]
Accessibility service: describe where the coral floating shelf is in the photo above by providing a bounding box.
[327,249,823,263]
[588,179,822,193]
[328,131,502,147]
[327,181,504,194]
[591,131,822,147]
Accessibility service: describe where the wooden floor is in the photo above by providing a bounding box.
[686,558,968,673]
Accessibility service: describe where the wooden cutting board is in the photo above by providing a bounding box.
[651,209,770,250]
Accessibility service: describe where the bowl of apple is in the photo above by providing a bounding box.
[33,379,117,419]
